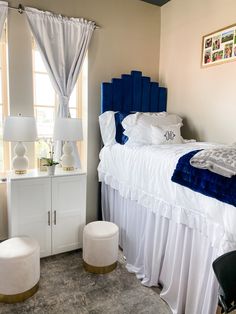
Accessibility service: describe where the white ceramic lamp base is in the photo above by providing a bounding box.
[12,142,29,174]
[61,142,75,171]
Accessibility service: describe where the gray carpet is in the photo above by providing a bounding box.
[0,250,171,314]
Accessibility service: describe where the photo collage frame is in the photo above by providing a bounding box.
[202,24,236,67]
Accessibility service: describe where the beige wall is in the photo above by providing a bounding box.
[2,0,160,226]
[160,0,236,143]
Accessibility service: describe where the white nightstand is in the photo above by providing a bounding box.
[6,169,86,257]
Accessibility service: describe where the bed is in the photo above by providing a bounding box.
[98,71,236,314]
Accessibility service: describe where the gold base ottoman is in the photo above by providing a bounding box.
[83,221,119,274]
[0,237,40,303]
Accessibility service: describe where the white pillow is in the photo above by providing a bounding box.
[123,124,152,145]
[138,112,182,127]
[99,111,116,146]
[122,112,182,130]
[151,123,183,145]
[121,112,139,129]
[123,121,183,146]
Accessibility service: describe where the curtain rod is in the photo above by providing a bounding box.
[8,4,100,29]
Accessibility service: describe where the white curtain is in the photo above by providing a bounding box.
[25,7,96,167]
[0,2,7,38]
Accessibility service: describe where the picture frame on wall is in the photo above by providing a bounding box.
[201,24,236,67]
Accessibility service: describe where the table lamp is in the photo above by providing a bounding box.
[53,117,83,171]
[3,115,38,174]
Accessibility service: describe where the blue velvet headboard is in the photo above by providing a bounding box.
[101,70,167,113]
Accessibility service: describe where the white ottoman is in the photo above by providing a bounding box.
[83,221,119,274]
[0,237,40,303]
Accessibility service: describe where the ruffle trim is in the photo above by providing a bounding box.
[99,171,236,253]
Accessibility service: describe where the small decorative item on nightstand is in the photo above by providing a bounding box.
[38,158,48,172]
[43,150,59,176]
[37,138,51,172]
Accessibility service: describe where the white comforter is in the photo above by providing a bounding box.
[98,142,236,252]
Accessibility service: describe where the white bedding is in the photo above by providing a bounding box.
[98,142,236,252]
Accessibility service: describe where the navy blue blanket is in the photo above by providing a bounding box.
[171,150,236,207]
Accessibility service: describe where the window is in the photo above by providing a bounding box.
[32,41,87,167]
[0,24,9,173]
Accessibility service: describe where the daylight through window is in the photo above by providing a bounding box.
[0,24,9,173]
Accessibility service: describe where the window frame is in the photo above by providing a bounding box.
[0,23,9,172]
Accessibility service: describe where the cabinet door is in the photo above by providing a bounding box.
[8,178,52,257]
[51,175,86,255]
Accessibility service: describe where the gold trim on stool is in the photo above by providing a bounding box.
[15,169,27,175]
[63,166,74,171]
[83,260,117,274]
[0,282,39,304]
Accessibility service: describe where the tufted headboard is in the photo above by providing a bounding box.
[101,70,167,113]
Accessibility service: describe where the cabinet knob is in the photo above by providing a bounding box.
[48,211,50,226]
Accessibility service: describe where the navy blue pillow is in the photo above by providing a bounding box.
[114,112,132,144]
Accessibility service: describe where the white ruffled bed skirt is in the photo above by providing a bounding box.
[102,183,220,314]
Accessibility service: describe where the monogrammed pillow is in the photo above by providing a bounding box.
[190,146,236,178]
[151,123,183,145]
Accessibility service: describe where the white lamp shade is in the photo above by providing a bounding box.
[53,118,83,141]
[3,116,38,142]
